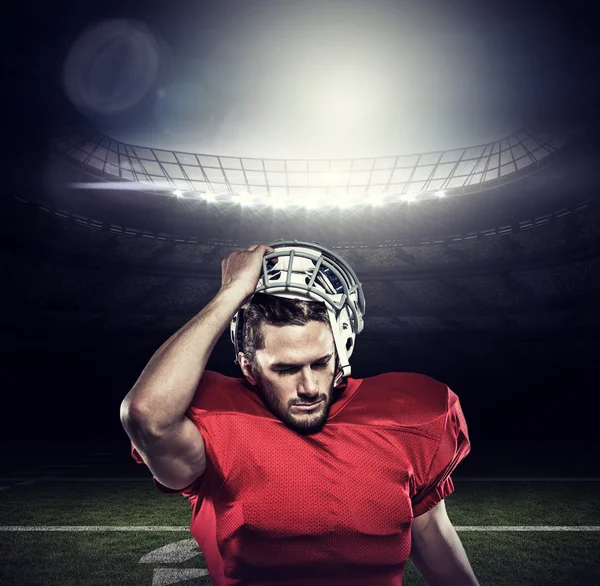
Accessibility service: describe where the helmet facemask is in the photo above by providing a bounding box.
[230,240,365,388]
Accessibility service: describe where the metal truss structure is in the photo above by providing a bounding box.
[51,124,573,205]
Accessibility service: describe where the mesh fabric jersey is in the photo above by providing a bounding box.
[131,370,470,585]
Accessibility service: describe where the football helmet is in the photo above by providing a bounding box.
[230,239,366,387]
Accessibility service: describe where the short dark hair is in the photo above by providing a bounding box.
[242,293,331,365]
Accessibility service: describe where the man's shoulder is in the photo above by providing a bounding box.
[354,371,451,426]
[361,371,450,399]
[188,370,261,413]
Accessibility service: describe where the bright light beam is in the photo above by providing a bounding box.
[68,182,168,191]
[232,190,253,206]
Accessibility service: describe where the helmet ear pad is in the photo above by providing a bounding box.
[335,305,356,359]
[326,305,356,389]
[230,303,249,365]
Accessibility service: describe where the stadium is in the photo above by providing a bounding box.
[1,0,599,584]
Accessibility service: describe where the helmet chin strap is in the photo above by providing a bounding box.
[326,306,351,388]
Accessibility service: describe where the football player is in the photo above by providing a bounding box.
[121,240,479,585]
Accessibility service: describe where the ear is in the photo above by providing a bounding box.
[239,353,259,386]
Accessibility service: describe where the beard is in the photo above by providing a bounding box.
[255,371,335,435]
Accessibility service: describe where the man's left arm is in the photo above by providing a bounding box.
[410,499,480,586]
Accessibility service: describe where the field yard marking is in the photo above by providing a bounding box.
[0,475,62,489]
[455,526,600,531]
[152,568,209,585]
[0,526,189,531]
[14,475,61,485]
[2,526,600,532]
[139,539,200,563]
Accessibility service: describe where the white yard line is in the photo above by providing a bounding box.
[0,526,189,531]
[152,569,209,585]
[0,475,63,489]
[456,526,600,531]
[1,526,599,532]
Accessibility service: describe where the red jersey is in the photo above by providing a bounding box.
[131,370,470,585]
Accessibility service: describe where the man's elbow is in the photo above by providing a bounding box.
[120,399,162,443]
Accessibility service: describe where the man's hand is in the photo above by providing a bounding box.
[410,500,480,586]
[220,244,277,298]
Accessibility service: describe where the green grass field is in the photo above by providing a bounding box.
[1,479,599,585]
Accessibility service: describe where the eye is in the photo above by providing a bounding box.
[276,367,298,375]
[275,361,329,375]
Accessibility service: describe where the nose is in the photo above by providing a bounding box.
[297,367,319,399]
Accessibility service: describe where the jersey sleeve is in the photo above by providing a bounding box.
[126,370,233,500]
[130,443,205,500]
[411,387,471,517]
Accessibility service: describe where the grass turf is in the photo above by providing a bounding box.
[1,480,599,584]
[1,480,599,526]
[1,532,599,585]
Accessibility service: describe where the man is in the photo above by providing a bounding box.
[121,240,479,585]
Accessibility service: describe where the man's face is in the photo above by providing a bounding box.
[242,320,337,435]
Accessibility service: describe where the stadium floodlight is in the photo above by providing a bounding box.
[436,190,447,198]
[233,189,253,206]
[338,195,358,209]
[267,191,288,208]
[173,189,184,197]
[324,193,344,208]
[370,192,385,207]
[253,191,273,206]
[303,193,323,209]
[202,191,217,203]
[270,197,286,209]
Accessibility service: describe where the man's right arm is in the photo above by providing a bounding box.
[120,285,247,489]
[120,243,274,490]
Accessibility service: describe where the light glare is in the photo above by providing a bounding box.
[233,190,253,206]
[370,193,385,206]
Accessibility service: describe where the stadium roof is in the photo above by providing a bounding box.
[56,122,573,209]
